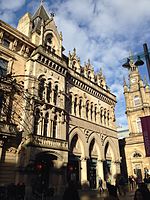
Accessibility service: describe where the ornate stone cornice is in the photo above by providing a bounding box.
[68,75,116,105]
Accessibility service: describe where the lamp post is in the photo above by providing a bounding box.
[122,43,150,81]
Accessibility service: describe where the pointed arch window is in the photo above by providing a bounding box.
[74,97,77,115]
[33,108,40,135]
[91,104,93,121]
[47,82,51,103]
[38,77,45,100]
[0,58,8,77]
[54,85,58,105]
[79,99,82,117]
[100,109,103,124]
[86,101,89,120]
[53,115,57,138]
[94,106,97,122]
[69,95,72,114]
[43,112,49,137]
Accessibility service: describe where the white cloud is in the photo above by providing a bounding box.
[0,0,26,11]
[1,0,150,127]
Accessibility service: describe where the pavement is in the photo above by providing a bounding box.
[79,189,135,200]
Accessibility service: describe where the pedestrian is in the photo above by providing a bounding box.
[134,182,150,200]
[129,176,134,191]
[105,183,119,200]
[98,177,103,194]
[62,180,80,200]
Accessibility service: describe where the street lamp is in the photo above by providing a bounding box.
[122,43,150,81]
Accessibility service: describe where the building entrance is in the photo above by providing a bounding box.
[67,155,80,185]
[87,158,97,189]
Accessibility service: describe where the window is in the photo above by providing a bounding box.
[46,82,51,103]
[53,85,58,105]
[43,112,49,137]
[137,118,142,133]
[53,115,57,138]
[38,78,45,100]
[79,99,82,117]
[0,58,8,77]
[134,96,140,106]
[94,107,97,122]
[33,108,40,135]
[91,104,93,120]
[2,38,10,48]
[74,97,77,115]
[45,33,53,46]
[86,101,89,120]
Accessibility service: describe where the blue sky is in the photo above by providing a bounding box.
[0,0,150,128]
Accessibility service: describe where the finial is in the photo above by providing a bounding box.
[123,76,127,86]
[129,50,134,64]
[50,12,55,18]
[40,0,44,5]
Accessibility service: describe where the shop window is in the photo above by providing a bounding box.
[0,58,8,77]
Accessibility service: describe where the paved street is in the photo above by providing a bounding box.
[79,189,135,200]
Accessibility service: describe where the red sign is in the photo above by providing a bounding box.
[140,116,150,157]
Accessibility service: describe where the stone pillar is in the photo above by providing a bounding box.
[0,30,4,44]
[80,158,88,188]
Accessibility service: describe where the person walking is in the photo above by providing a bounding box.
[98,177,103,194]
[62,181,80,200]
[134,182,150,200]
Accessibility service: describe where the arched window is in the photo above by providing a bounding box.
[38,78,45,100]
[104,110,106,125]
[79,99,82,117]
[53,85,58,105]
[100,109,103,124]
[86,101,89,120]
[107,111,110,126]
[69,95,72,114]
[45,33,53,47]
[137,118,142,133]
[43,112,49,137]
[91,104,93,121]
[134,96,140,106]
[53,115,57,138]
[46,82,51,103]
[0,58,8,77]
[74,97,77,115]
[33,108,40,135]
[94,106,97,122]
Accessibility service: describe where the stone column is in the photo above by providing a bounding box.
[80,158,88,188]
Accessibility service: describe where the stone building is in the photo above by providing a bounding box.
[0,4,120,195]
[123,59,150,180]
